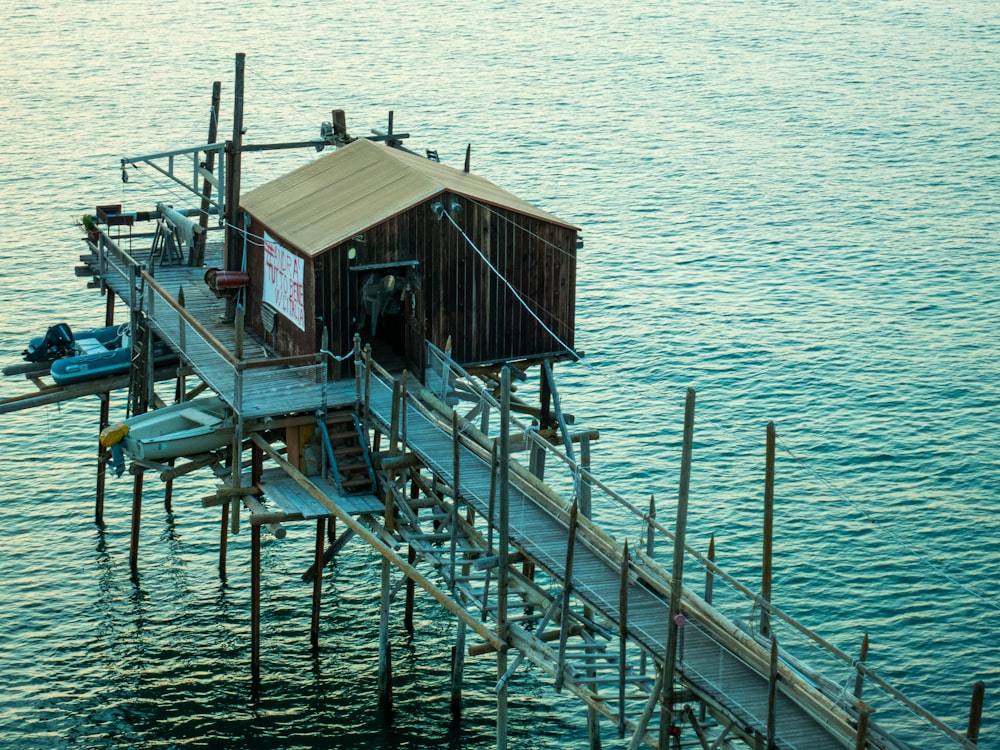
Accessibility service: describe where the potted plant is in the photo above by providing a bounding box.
[81,213,99,243]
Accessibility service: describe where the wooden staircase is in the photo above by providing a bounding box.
[319,411,377,496]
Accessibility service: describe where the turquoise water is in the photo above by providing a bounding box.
[0,0,997,747]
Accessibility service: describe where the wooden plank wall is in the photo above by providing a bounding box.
[258,193,578,379]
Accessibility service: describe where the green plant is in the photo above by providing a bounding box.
[81,214,97,231]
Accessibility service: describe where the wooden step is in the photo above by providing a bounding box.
[343,477,376,490]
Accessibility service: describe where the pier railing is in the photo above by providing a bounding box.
[91,231,327,418]
[419,342,976,749]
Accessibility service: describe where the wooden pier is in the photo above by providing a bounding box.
[0,222,984,749]
[0,58,986,745]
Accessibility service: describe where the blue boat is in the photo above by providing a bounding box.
[18,322,176,385]
[23,323,122,363]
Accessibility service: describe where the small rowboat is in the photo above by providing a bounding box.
[117,395,234,462]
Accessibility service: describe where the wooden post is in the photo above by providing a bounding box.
[555,499,579,692]
[767,636,778,749]
[251,521,261,684]
[497,365,512,750]
[404,542,417,632]
[230,414,243,535]
[192,80,221,268]
[389,378,401,456]
[641,495,656,676]
[129,471,144,570]
[701,534,715,724]
[481,442,499,622]
[581,433,601,749]
[95,289,115,526]
[761,421,776,639]
[450,410,460,592]
[855,701,870,750]
[660,387,695,749]
[450,620,467,714]
[96,393,110,527]
[967,680,985,744]
[163,376,183,514]
[225,53,245,276]
[378,557,393,715]
[704,534,715,605]
[401,370,409,447]
[310,517,325,651]
[219,501,230,578]
[619,540,630,738]
[854,633,869,699]
[404,478,418,633]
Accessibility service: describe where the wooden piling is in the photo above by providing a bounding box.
[219,501,230,578]
[767,636,778,748]
[404,478,418,633]
[555,499,579,692]
[251,521,261,683]
[129,470,144,570]
[967,680,985,744]
[497,365,512,750]
[450,410,460,592]
[660,387,695,749]
[310,517,325,651]
[230,416,243,535]
[704,534,715,605]
[619,540,630,738]
[450,620,466,714]
[378,557,393,715]
[224,52,245,277]
[192,80,221,268]
[164,376,182,513]
[579,434,592,518]
[854,633,869,699]
[95,289,115,526]
[855,701,870,750]
[95,393,110,527]
[761,421,776,639]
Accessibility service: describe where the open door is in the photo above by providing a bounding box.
[352,263,423,375]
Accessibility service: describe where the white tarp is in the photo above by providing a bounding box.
[262,232,305,331]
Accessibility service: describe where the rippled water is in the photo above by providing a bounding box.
[1,0,997,747]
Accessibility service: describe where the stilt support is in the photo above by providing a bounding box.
[378,557,393,715]
[129,470,144,570]
[219,502,230,578]
[95,394,110,526]
[251,521,261,684]
[450,620,466,713]
[311,517,325,651]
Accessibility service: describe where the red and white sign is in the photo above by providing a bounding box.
[262,233,305,331]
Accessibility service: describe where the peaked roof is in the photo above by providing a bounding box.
[241,138,576,257]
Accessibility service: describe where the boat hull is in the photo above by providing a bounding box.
[50,341,176,385]
[120,395,233,462]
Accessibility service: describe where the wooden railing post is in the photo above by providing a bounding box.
[761,421,775,639]
[660,387,695,748]
[967,680,985,744]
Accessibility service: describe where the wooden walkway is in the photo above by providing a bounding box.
[360,366,906,750]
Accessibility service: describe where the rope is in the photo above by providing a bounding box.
[775,434,1000,613]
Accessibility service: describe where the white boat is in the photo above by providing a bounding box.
[118,395,235,462]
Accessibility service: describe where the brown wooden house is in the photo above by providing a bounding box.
[239,138,578,380]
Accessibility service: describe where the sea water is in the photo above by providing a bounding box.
[0,0,997,747]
